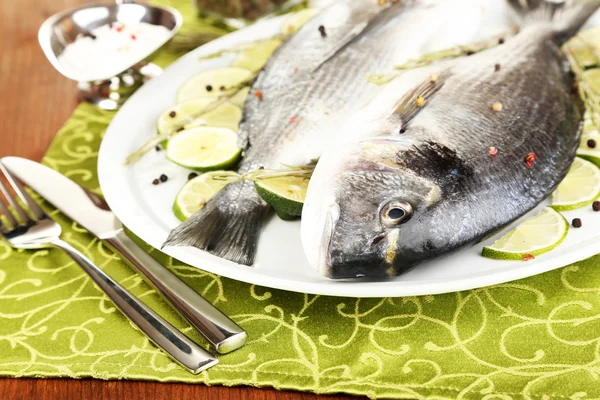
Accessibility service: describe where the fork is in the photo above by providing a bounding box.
[0,160,218,374]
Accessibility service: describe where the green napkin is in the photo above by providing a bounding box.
[3,1,600,399]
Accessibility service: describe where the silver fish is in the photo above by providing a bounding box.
[301,0,599,279]
[164,0,492,264]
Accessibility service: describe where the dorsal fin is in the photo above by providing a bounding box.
[389,70,450,130]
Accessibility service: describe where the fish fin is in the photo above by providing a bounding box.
[389,70,450,129]
[163,181,270,266]
[507,0,600,42]
[311,2,404,73]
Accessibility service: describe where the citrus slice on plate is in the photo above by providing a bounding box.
[255,176,309,220]
[482,207,568,260]
[173,171,238,221]
[158,99,242,135]
[579,26,600,48]
[233,39,283,72]
[166,127,242,171]
[577,113,600,166]
[183,102,242,132]
[176,67,254,103]
[230,87,250,108]
[551,157,600,210]
[567,27,600,69]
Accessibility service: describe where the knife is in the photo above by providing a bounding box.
[2,156,247,354]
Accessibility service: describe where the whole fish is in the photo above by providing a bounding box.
[164,0,494,264]
[301,0,599,279]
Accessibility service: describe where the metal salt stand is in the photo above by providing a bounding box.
[38,0,182,110]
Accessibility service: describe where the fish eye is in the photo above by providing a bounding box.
[381,200,413,227]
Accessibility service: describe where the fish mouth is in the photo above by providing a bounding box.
[318,215,397,280]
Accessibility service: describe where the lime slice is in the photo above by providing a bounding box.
[585,69,600,94]
[167,127,242,171]
[280,9,318,35]
[173,171,238,221]
[158,99,242,135]
[567,27,600,69]
[184,102,242,132]
[233,39,283,72]
[578,113,600,167]
[230,87,250,108]
[482,207,568,260]
[579,27,600,49]
[255,176,309,220]
[176,67,254,103]
[551,157,600,210]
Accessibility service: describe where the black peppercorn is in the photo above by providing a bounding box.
[318,25,327,38]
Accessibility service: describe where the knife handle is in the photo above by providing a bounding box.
[51,238,218,374]
[105,230,247,354]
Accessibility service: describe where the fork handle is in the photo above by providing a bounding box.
[50,238,218,374]
[105,230,247,354]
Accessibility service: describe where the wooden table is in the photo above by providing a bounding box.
[0,1,365,399]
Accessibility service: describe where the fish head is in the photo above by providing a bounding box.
[302,136,444,279]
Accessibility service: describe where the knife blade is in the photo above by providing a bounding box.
[2,156,247,354]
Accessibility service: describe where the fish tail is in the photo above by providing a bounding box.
[163,181,270,266]
[507,0,600,42]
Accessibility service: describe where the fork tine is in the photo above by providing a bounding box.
[0,163,33,224]
[0,195,17,230]
[0,160,45,220]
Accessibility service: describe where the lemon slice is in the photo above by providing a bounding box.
[567,27,600,69]
[577,113,600,167]
[173,171,238,221]
[482,207,568,260]
[585,69,600,94]
[183,102,242,132]
[579,26,600,49]
[233,39,283,72]
[255,176,309,220]
[230,87,250,108]
[176,67,254,103]
[280,8,318,35]
[158,99,242,135]
[551,157,600,210]
[166,127,242,171]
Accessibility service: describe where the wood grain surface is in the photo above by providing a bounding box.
[0,1,365,399]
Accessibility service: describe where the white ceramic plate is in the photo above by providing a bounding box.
[98,8,600,298]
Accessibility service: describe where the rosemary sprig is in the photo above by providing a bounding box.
[210,165,315,182]
[367,72,400,86]
[367,28,519,86]
[394,27,519,71]
[198,34,288,61]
